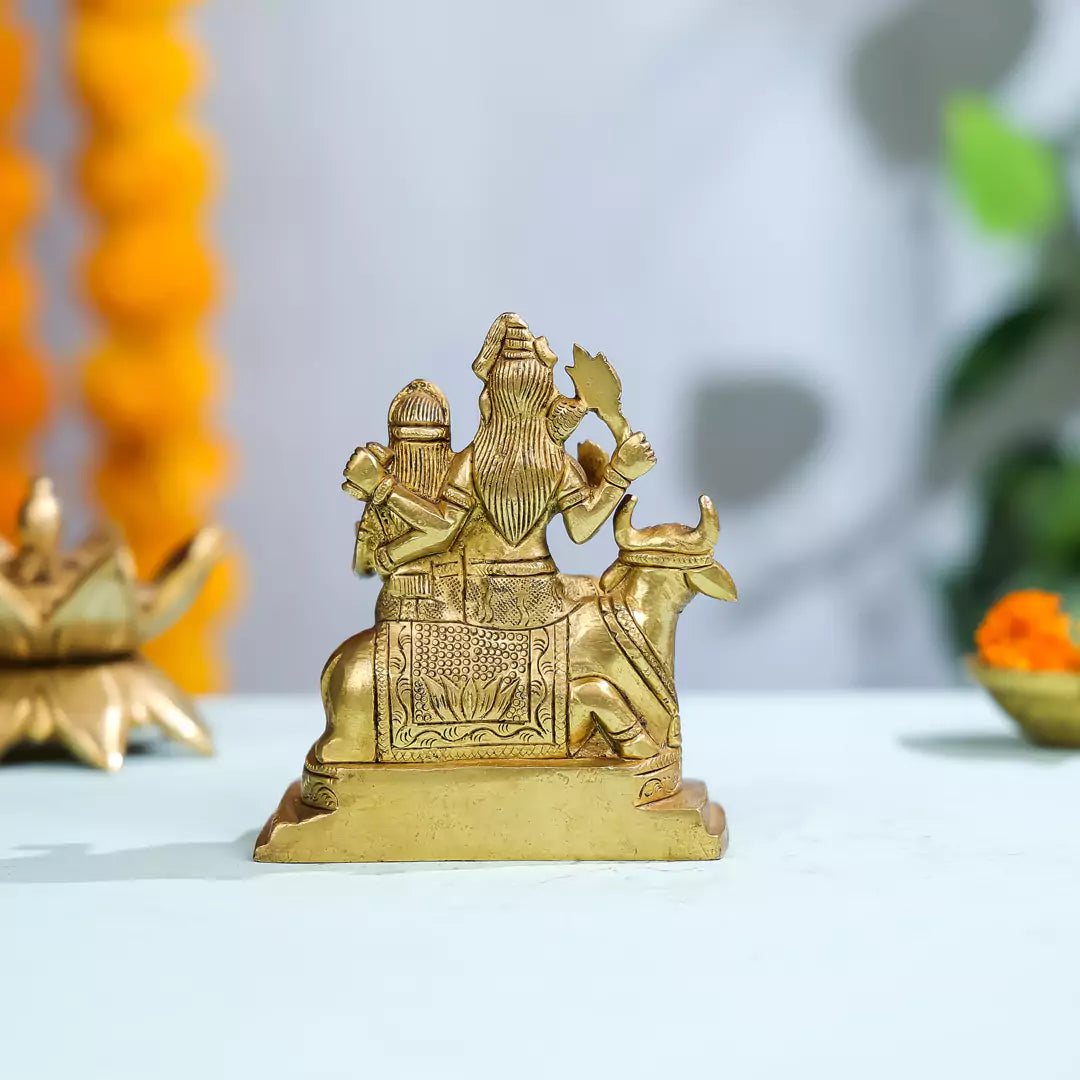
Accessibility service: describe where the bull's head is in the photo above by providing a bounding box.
[600,494,737,601]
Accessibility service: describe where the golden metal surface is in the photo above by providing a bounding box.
[968,657,1080,747]
[0,478,223,769]
[256,757,726,862]
[256,313,737,861]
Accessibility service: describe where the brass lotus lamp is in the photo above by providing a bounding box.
[0,478,223,769]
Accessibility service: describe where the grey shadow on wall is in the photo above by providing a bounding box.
[847,0,1046,490]
[686,372,826,507]
[850,0,1038,166]
[685,370,844,627]
[704,0,1040,631]
[684,371,918,643]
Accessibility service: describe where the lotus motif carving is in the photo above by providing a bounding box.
[421,672,518,725]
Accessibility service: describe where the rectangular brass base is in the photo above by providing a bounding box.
[254,759,727,862]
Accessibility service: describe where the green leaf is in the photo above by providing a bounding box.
[939,291,1065,417]
[944,94,1065,235]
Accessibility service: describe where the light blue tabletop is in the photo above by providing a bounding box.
[1,692,1077,1079]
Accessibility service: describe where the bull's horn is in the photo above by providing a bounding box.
[613,494,639,550]
[689,495,719,548]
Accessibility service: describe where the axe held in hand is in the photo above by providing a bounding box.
[566,344,632,445]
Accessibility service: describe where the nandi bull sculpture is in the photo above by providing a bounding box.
[255,314,737,861]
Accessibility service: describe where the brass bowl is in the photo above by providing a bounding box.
[968,656,1080,748]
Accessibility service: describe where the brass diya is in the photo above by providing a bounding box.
[968,657,1080,748]
[0,478,224,769]
[256,313,737,862]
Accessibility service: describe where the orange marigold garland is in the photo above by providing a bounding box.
[975,590,1080,672]
[69,0,235,691]
[0,3,49,539]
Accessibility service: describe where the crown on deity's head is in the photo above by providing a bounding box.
[472,312,543,380]
[387,379,450,443]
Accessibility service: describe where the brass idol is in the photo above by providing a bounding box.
[0,478,223,769]
[255,314,737,861]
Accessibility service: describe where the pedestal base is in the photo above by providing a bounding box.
[254,758,727,862]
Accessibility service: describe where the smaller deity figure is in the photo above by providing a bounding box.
[350,379,454,622]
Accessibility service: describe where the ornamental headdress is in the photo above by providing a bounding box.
[472,312,548,381]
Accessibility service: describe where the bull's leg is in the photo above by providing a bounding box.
[569,677,660,760]
[311,628,377,763]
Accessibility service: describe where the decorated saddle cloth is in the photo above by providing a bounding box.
[374,618,569,761]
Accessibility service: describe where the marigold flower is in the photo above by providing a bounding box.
[0,14,48,543]
[81,334,219,436]
[0,259,36,342]
[0,452,33,537]
[94,433,231,538]
[75,0,201,17]
[976,589,1080,671]
[83,219,217,326]
[0,25,29,120]
[72,0,229,691]
[0,345,49,437]
[0,148,43,239]
[78,123,213,217]
[69,16,201,127]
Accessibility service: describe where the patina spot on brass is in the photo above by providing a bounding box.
[255,314,737,861]
[0,478,223,770]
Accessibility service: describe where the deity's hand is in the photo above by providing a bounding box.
[610,431,657,481]
[342,443,388,500]
[372,543,396,578]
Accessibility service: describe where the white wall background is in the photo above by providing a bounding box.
[23,0,1080,691]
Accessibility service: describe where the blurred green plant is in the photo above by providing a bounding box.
[940,93,1080,651]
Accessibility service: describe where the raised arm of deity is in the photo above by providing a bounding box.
[367,427,653,573]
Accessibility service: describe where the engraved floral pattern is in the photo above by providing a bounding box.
[376,619,569,760]
[421,672,517,725]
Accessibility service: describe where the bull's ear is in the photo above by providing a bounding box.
[687,562,737,601]
[600,562,630,594]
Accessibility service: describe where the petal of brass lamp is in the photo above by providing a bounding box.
[0,478,223,769]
